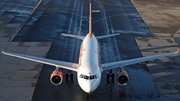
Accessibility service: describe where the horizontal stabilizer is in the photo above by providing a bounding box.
[96,34,120,40]
[61,33,84,40]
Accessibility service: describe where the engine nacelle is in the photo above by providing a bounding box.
[116,70,129,86]
[50,70,63,85]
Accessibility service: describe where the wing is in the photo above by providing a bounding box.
[2,51,78,72]
[102,49,179,71]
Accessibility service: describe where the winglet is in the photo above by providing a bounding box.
[177,48,180,53]
[1,49,4,54]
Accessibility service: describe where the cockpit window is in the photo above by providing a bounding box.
[80,74,83,78]
[79,74,98,80]
[90,75,94,80]
[84,75,89,79]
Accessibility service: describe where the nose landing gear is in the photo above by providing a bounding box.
[87,93,92,99]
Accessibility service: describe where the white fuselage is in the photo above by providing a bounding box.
[77,33,102,93]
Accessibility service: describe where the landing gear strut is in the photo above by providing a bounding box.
[106,69,114,81]
[66,70,73,80]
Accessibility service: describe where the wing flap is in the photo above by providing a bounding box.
[2,51,78,72]
[102,50,179,71]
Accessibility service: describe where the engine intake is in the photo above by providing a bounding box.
[116,70,129,86]
[50,70,63,85]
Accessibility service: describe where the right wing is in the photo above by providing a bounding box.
[2,51,78,72]
[102,49,179,71]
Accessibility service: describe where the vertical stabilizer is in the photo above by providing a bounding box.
[87,3,93,38]
[89,3,92,34]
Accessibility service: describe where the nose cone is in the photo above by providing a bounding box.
[83,86,92,93]
[80,81,97,93]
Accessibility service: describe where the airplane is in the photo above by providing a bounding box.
[1,3,179,98]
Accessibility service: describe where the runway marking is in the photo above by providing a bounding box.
[92,13,139,25]
[93,0,134,7]
[92,10,100,12]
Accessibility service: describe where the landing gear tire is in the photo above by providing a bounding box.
[70,74,73,80]
[112,73,114,81]
[66,73,69,80]
[106,74,110,81]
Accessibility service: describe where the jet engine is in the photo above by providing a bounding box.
[116,70,129,86]
[50,70,63,85]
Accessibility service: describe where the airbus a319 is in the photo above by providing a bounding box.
[2,3,179,98]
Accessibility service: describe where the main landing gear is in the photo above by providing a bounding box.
[107,69,114,81]
[66,70,73,80]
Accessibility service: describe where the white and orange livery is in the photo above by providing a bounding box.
[2,3,179,96]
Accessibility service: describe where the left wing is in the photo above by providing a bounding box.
[2,51,78,72]
[102,49,179,71]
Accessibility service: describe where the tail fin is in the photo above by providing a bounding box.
[89,3,92,34]
[87,3,93,38]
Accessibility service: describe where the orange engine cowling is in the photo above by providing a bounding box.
[116,70,129,86]
[50,70,63,85]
